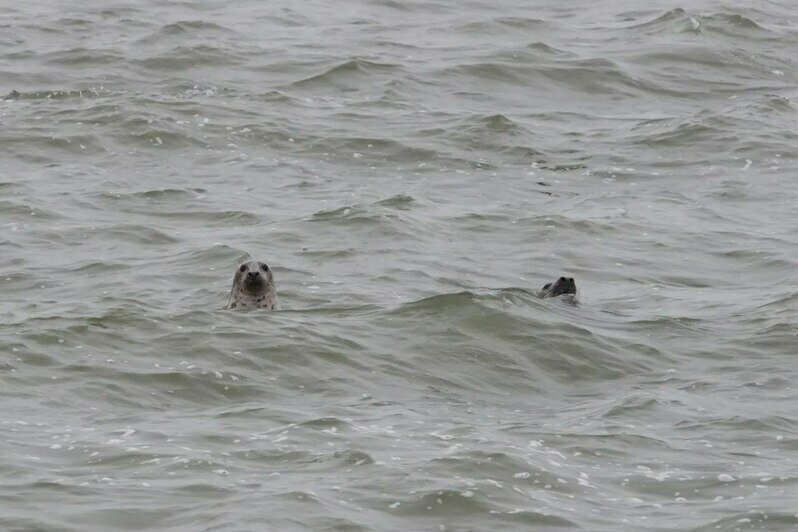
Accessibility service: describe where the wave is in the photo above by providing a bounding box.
[456,16,547,33]
[378,289,663,385]
[143,20,234,41]
[135,45,244,71]
[0,200,63,220]
[629,8,770,35]
[3,87,108,101]
[42,47,124,67]
[287,59,401,89]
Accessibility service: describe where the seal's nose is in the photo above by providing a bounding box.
[247,271,260,279]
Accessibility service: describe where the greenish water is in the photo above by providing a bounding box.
[1,1,797,530]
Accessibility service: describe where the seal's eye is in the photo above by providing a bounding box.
[239,264,247,273]
[559,276,566,282]
[261,264,269,272]
[568,278,574,283]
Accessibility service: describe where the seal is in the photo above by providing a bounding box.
[537,276,577,299]
[227,260,278,310]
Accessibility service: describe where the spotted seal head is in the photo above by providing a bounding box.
[227,260,278,310]
[537,276,577,299]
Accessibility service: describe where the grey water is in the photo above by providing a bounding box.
[1,0,797,530]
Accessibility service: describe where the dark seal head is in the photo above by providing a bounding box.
[227,260,278,310]
[538,276,577,299]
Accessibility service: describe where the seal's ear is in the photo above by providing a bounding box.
[542,283,551,290]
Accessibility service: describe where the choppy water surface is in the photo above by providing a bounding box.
[2,0,798,530]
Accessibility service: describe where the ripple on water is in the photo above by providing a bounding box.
[2,0,798,529]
